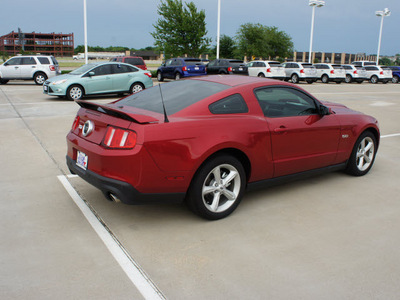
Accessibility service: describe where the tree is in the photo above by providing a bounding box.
[151,0,211,57]
[236,23,293,59]
[218,35,237,58]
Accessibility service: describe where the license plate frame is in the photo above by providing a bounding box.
[76,151,88,170]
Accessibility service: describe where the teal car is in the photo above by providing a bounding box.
[43,62,153,100]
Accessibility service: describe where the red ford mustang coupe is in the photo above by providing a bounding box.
[66,75,379,220]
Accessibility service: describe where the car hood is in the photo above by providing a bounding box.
[46,73,78,83]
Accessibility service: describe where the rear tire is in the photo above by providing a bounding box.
[345,74,352,83]
[129,82,144,94]
[187,155,246,220]
[392,75,399,84]
[0,79,9,84]
[345,131,377,176]
[321,74,329,84]
[370,75,378,84]
[258,73,265,78]
[34,72,47,85]
[175,72,181,80]
[291,73,299,84]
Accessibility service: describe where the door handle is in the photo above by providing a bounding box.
[274,126,288,133]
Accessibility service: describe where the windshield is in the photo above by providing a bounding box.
[117,80,229,115]
[70,64,98,75]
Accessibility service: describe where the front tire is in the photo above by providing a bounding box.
[34,72,47,85]
[157,71,164,82]
[345,131,377,176]
[67,85,84,100]
[187,155,246,220]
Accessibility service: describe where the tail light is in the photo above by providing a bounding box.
[182,66,187,72]
[228,67,233,72]
[267,68,271,73]
[102,126,137,149]
[144,72,152,78]
[300,69,305,74]
[380,71,384,75]
[353,70,358,74]
[330,70,335,74]
[49,65,56,71]
[71,116,80,131]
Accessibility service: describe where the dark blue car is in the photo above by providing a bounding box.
[157,58,206,81]
[388,66,400,83]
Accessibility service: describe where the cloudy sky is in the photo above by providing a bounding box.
[2,0,399,55]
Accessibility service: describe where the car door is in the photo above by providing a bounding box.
[19,57,37,79]
[206,60,219,74]
[163,59,175,78]
[111,64,137,92]
[254,86,341,177]
[1,57,22,78]
[82,64,113,94]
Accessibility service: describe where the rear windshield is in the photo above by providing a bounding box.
[301,64,313,68]
[117,80,229,115]
[125,58,144,65]
[269,62,282,67]
[185,59,204,66]
[228,60,245,66]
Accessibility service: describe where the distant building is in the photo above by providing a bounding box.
[0,31,74,57]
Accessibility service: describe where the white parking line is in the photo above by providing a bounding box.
[57,175,165,300]
[381,133,400,139]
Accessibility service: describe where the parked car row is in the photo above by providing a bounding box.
[154,57,397,85]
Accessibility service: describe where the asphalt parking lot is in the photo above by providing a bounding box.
[1,80,400,299]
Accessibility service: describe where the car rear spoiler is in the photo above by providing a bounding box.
[75,100,160,124]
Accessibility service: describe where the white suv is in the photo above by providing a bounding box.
[0,55,60,85]
[364,66,392,84]
[313,63,346,84]
[247,60,285,80]
[341,65,368,83]
[281,62,318,84]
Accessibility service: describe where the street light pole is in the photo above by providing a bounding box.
[216,0,221,59]
[308,0,325,63]
[84,0,88,64]
[376,8,391,65]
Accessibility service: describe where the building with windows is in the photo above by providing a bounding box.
[0,31,74,57]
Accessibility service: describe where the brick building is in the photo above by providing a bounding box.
[0,31,74,57]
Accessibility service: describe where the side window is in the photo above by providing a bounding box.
[91,64,112,76]
[208,60,216,67]
[260,62,266,68]
[165,59,173,66]
[209,94,248,114]
[5,57,21,66]
[37,57,50,64]
[247,62,254,67]
[254,87,318,118]
[112,64,132,74]
[293,63,299,69]
[21,57,37,65]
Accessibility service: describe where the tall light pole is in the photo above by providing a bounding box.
[216,0,221,59]
[84,0,88,64]
[375,8,391,65]
[308,0,325,63]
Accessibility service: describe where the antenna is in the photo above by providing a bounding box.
[158,84,169,123]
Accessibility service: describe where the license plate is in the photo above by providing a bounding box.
[43,85,48,91]
[195,67,199,70]
[239,67,243,71]
[76,151,88,170]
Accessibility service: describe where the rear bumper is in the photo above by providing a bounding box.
[66,155,185,205]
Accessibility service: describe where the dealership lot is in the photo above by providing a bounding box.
[1,81,400,299]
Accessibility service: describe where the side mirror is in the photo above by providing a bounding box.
[88,71,95,77]
[319,105,332,116]
[161,63,166,67]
